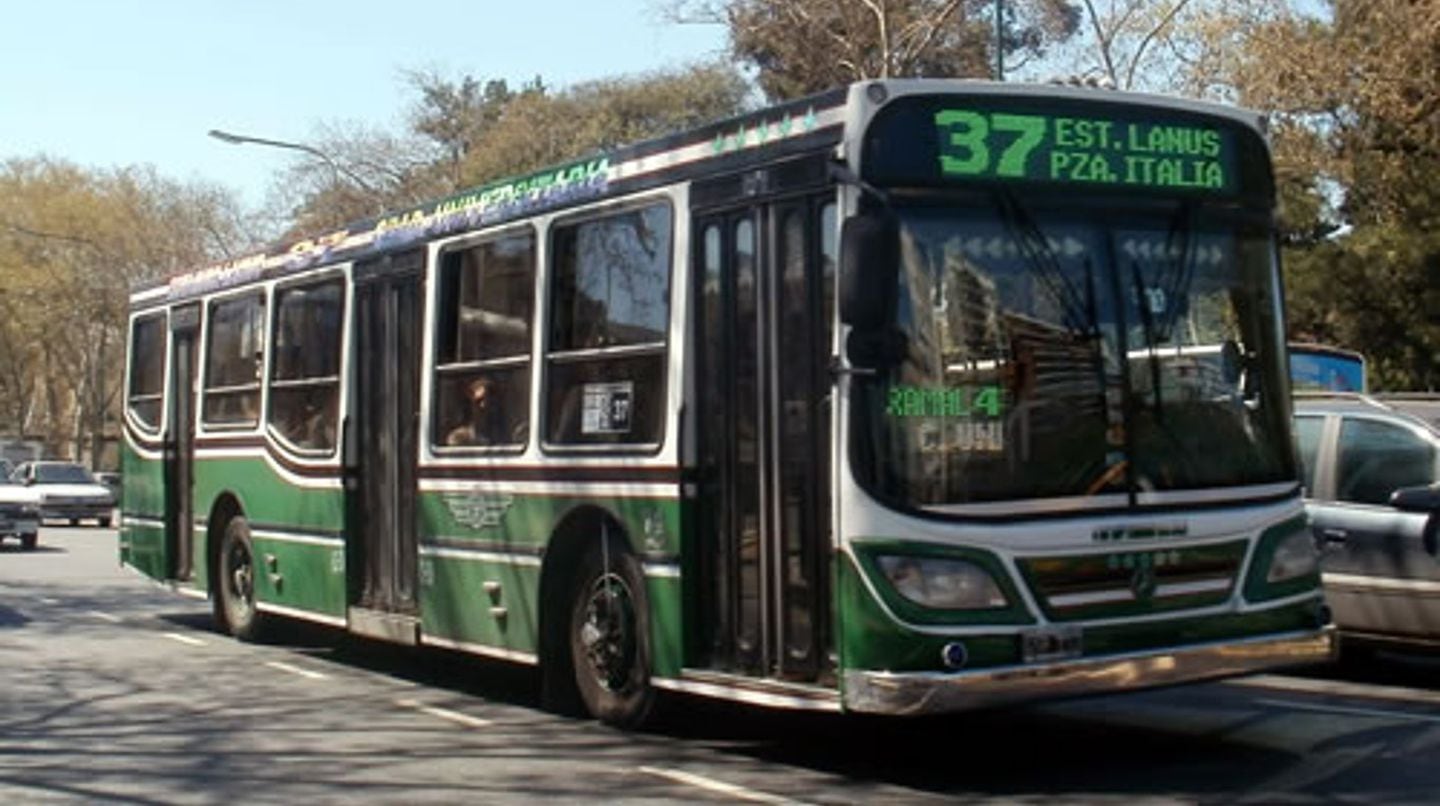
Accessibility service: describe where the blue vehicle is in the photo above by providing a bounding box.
[1290,343,1366,393]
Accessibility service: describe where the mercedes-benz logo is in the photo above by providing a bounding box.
[1130,564,1158,601]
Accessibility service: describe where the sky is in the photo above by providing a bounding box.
[1,1,728,207]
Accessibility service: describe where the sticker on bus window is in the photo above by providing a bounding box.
[582,382,634,435]
[954,421,1005,453]
[885,385,1003,419]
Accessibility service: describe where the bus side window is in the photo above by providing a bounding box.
[545,202,672,448]
[126,312,168,432]
[202,292,266,428]
[267,278,344,453]
[433,228,536,450]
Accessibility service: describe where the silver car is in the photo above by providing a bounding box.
[1294,393,1440,646]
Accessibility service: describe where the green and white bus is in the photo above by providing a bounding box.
[122,79,1334,726]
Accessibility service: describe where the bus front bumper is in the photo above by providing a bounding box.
[842,626,1336,715]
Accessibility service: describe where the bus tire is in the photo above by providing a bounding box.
[568,540,655,729]
[20,532,37,551]
[214,516,268,642]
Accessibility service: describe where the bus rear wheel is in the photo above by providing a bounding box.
[214,516,268,641]
[568,541,655,728]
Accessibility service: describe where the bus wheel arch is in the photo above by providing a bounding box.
[538,506,655,727]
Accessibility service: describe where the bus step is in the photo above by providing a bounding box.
[348,607,420,645]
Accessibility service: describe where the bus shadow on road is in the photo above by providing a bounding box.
[154,609,546,711]
[141,609,1421,800]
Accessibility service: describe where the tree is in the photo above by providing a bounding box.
[670,0,1080,100]
[1211,1,1440,389]
[0,158,248,461]
[456,63,750,186]
[276,64,748,234]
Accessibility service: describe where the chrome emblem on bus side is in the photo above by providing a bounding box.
[443,493,514,531]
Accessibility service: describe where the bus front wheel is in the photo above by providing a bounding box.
[214,516,268,642]
[568,540,655,728]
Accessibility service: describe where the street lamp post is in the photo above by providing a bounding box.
[207,128,376,195]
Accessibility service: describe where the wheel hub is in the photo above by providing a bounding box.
[580,573,636,691]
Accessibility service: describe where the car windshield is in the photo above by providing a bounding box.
[34,464,96,484]
[851,198,1295,512]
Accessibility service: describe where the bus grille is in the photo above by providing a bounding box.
[1016,540,1247,622]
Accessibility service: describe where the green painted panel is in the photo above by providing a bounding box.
[837,554,1018,672]
[120,442,166,517]
[645,575,683,677]
[250,536,347,618]
[121,521,167,580]
[418,491,681,557]
[837,551,1326,675]
[419,555,540,654]
[120,442,168,580]
[191,456,345,533]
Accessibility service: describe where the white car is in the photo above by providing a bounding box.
[11,461,116,527]
[0,478,41,550]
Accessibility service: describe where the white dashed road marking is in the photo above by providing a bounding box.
[1230,674,1440,707]
[162,632,207,647]
[637,766,812,805]
[1253,698,1440,725]
[265,660,329,680]
[396,698,493,728]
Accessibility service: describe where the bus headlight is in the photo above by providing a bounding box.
[1266,530,1319,583]
[875,555,1008,610]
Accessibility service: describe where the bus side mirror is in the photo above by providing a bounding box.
[839,213,899,332]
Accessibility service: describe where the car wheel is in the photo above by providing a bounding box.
[568,539,655,728]
[20,533,37,551]
[99,516,112,528]
[214,516,268,641]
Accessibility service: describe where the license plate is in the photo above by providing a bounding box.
[1020,625,1084,663]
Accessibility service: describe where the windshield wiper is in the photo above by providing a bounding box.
[992,190,1092,337]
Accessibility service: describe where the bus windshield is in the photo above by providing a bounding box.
[852,198,1294,511]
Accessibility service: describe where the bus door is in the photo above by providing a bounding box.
[164,303,200,581]
[347,250,424,641]
[693,177,837,682]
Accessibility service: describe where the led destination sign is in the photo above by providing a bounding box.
[934,108,1234,192]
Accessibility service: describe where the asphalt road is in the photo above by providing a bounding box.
[6,526,1440,804]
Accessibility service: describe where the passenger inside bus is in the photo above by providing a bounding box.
[446,375,513,446]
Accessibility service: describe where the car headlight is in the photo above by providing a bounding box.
[875,555,1008,610]
[1266,530,1319,583]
